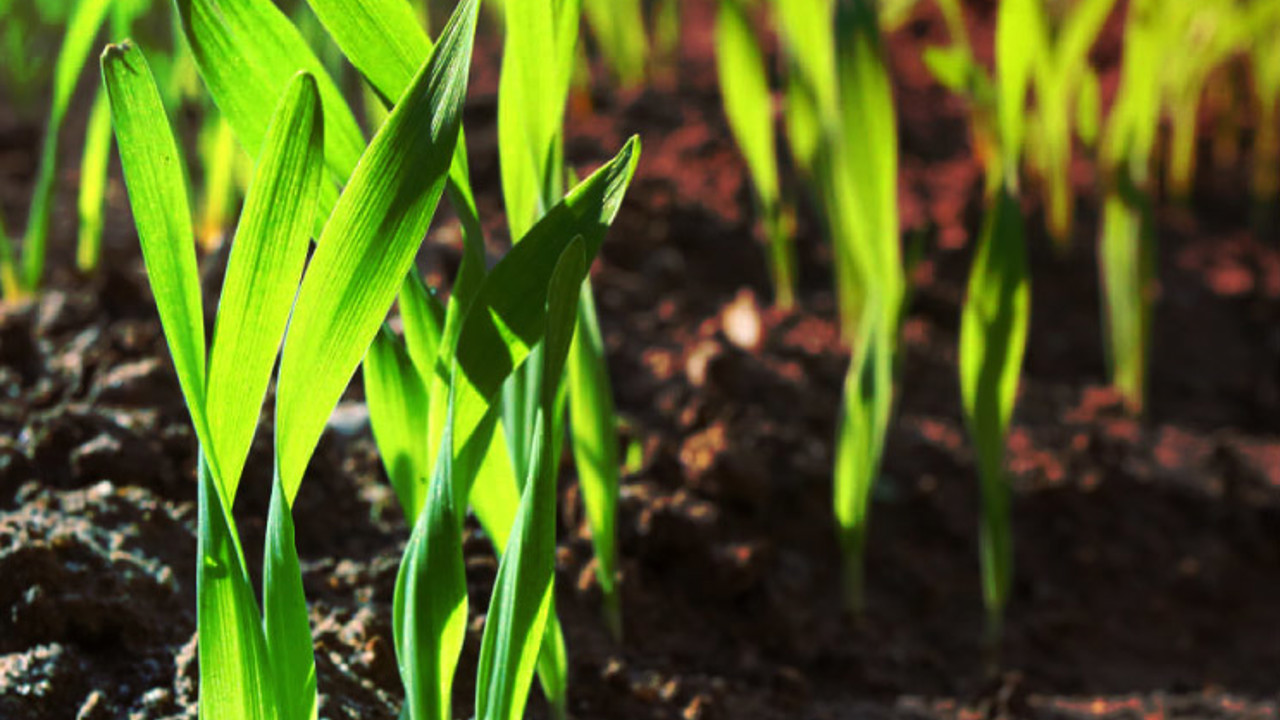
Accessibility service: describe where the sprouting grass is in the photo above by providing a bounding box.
[1158,2,1247,203]
[75,88,112,273]
[716,0,794,309]
[1025,0,1115,246]
[3,0,112,299]
[924,0,1036,650]
[20,0,1280,701]
[155,2,640,718]
[105,44,325,719]
[770,0,904,615]
[1095,0,1162,413]
[583,0,647,87]
[195,111,246,250]
[497,0,626,658]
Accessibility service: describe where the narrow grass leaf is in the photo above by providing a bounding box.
[196,451,277,720]
[475,240,586,720]
[172,0,366,197]
[393,403,467,720]
[994,0,1042,182]
[565,280,621,637]
[206,71,323,502]
[263,473,316,720]
[366,325,431,519]
[76,86,112,272]
[716,0,789,306]
[716,0,778,207]
[497,0,580,240]
[832,301,894,614]
[276,0,479,503]
[1099,176,1155,412]
[301,0,486,259]
[103,42,209,443]
[400,271,446,379]
[958,186,1029,636]
[429,137,640,486]
[22,0,112,289]
[582,0,647,87]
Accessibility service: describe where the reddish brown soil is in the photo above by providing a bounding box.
[4,1,1280,719]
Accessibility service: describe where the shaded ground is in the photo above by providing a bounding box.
[4,1,1280,718]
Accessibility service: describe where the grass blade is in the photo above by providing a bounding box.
[102,42,208,444]
[393,404,467,720]
[76,85,112,273]
[196,451,277,720]
[475,239,587,720]
[497,0,580,241]
[172,0,366,198]
[206,71,324,502]
[275,0,479,503]
[22,0,112,290]
[993,0,1042,183]
[430,136,641,495]
[366,325,432,519]
[1099,175,1155,413]
[0,211,19,300]
[263,473,316,720]
[300,0,487,258]
[582,0,647,87]
[197,111,243,249]
[565,280,621,637]
[400,271,446,379]
[716,0,791,307]
[832,301,894,614]
[958,185,1029,646]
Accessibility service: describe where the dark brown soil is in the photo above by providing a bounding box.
[4,1,1280,719]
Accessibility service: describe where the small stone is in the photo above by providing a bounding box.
[76,690,109,720]
[683,693,713,720]
[721,289,762,350]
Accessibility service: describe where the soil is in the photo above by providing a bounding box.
[4,1,1280,719]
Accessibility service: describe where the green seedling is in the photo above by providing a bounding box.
[1025,0,1116,246]
[583,0,648,87]
[925,0,1036,649]
[170,2,640,718]
[109,2,506,717]
[1095,0,1163,413]
[771,0,904,615]
[77,0,147,274]
[3,0,112,298]
[1158,0,1247,203]
[388,142,639,720]
[196,111,247,250]
[105,49,324,720]
[498,0,625,657]
[716,0,794,309]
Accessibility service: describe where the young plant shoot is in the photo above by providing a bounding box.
[926,0,1035,650]
[4,0,112,298]
[772,0,903,614]
[108,0,492,715]
[498,0,625,653]
[716,0,794,309]
[1026,0,1115,246]
[106,48,323,720]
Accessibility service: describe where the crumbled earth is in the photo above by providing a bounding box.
[4,0,1280,718]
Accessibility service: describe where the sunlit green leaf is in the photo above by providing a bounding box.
[206,71,324,501]
[475,239,586,720]
[275,0,480,503]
